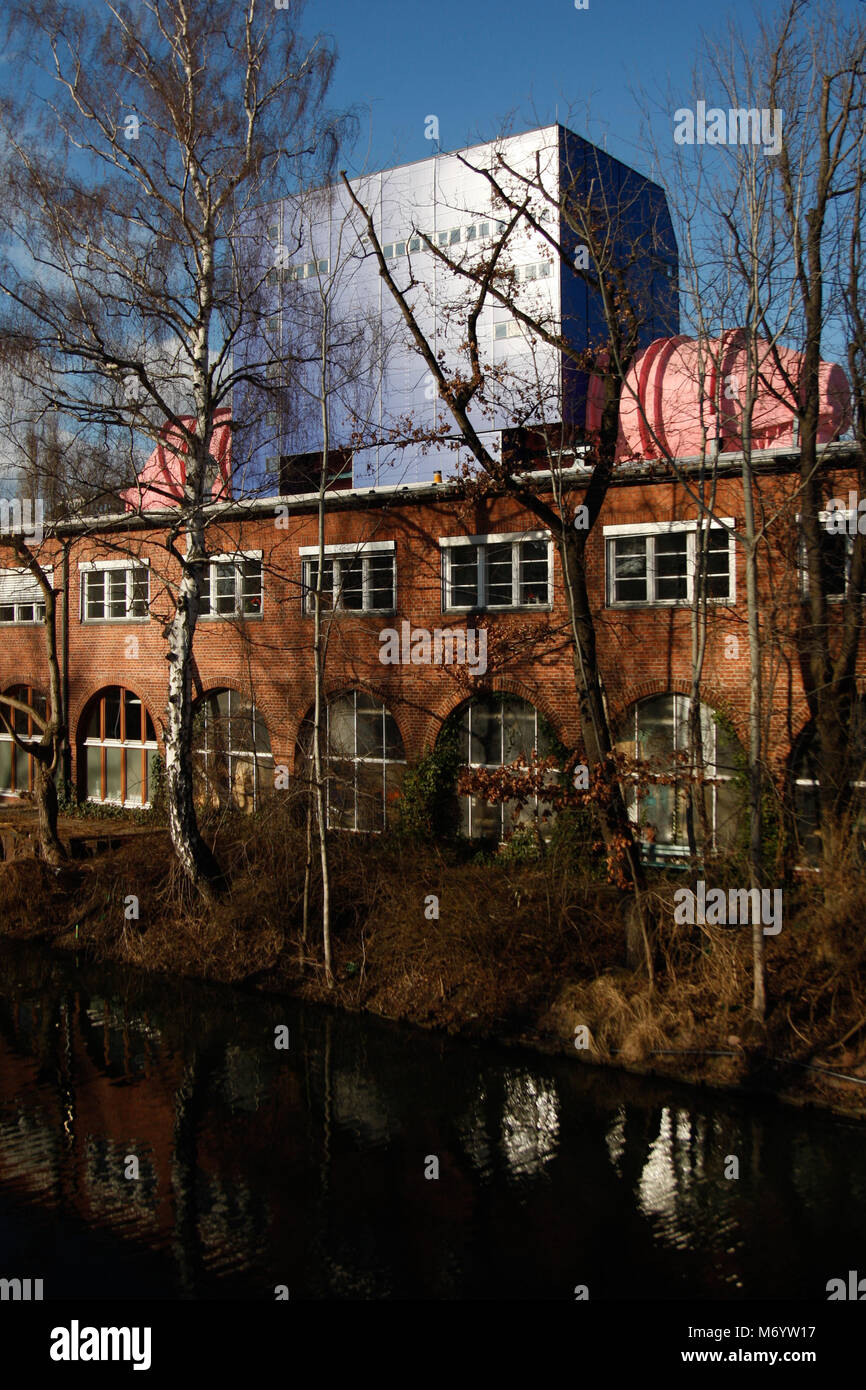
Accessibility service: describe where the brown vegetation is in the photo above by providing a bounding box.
[2,799,866,1117]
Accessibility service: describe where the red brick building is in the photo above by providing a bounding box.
[0,441,861,856]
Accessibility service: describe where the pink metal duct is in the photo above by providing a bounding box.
[121,410,232,511]
[586,331,851,460]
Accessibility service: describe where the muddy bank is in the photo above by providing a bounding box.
[1,808,865,1120]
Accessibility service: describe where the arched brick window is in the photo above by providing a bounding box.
[614,693,743,858]
[80,687,158,806]
[447,693,556,839]
[297,691,406,831]
[193,688,274,811]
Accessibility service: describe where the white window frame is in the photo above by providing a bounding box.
[619,692,741,858]
[199,551,264,620]
[79,560,150,623]
[299,541,396,615]
[315,691,406,833]
[604,518,736,608]
[440,531,553,612]
[0,568,52,624]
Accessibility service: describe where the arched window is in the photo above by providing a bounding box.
[614,693,743,857]
[450,694,556,839]
[0,684,47,796]
[80,687,158,806]
[193,688,274,811]
[297,691,406,831]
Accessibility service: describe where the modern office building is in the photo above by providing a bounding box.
[232,124,679,495]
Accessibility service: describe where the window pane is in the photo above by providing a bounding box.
[449,545,479,607]
[820,531,848,597]
[356,760,383,831]
[469,793,501,839]
[654,533,688,600]
[108,571,128,618]
[519,539,548,604]
[486,543,513,606]
[104,689,122,741]
[468,699,500,766]
[327,759,355,829]
[355,696,383,758]
[86,572,105,619]
[0,605,13,623]
[215,563,236,613]
[14,744,30,791]
[105,746,122,801]
[613,538,647,602]
[368,554,394,609]
[306,558,334,610]
[338,558,364,610]
[86,745,102,799]
[125,748,144,804]
[383,711,405,761]
[200,566,211,613]
[0,740,11,789]
[502,698,536,763]
[637,695,675,764]
[328,696,356,759]
[124,691,143,742]
[252,709,272,756]
[241,560,262,614]
[704,529,731,598]
[130,568,148,617]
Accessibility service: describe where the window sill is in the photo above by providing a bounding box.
[442,604,553,615]
[86,797,152,810]
[198,613,264,622]
[606,598,734,610]
[81,617,150,625]
[303,608,397,618]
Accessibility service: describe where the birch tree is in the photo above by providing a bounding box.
[0,0,348,897]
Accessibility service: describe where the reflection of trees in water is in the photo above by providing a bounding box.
[4,945,866,1298]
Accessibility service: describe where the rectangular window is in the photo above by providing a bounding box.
[200,555,263,618]
[604,521,735,606]
[81,565,149,621]
[302,546,395,614]
[0,569,53,624]
[441,533,552,611]
[494,320,523,340]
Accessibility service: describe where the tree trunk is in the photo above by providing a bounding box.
[34,756,64,867]
[164,544,221,900]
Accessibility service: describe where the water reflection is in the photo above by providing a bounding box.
[0,942,864,1299]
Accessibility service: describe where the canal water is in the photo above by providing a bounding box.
[0,939,862,1301]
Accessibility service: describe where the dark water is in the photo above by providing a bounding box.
[0,941,863,1301]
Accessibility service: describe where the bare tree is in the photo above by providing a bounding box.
[342,132,679,966]
[0,0,349,898]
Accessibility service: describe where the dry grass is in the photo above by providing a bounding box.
[3,801,866,1109]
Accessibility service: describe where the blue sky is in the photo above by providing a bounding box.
[318,0,767,182]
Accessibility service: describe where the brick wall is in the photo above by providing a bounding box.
[0,466,859,797]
